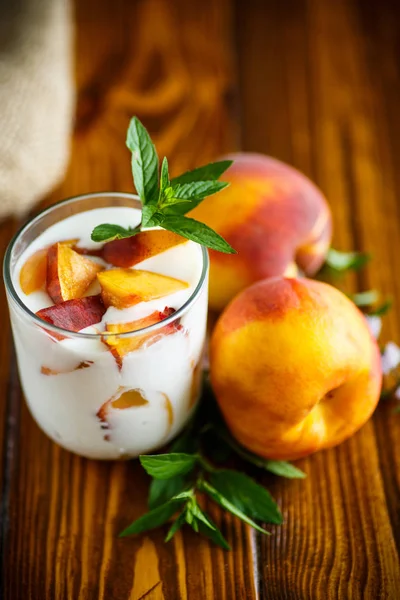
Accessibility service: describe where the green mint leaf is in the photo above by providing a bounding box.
[91,223,138,243]
[160,157,170,192]
[158,181,229,214]
[262,460,306,479]
[199,480,270,535]
[140,453,198,480]
[187,502,231,550]
[187,499,216,530]
[393,404,400,414]
[126,116,159,205]
[350,290,379,307]
[160,215,236,254]
[369,299,392,317]
[215,425,306,479]
[162,202,194,216]
[148,476,187,510]
[325,248,370,272]
[209,470,283,525]
[165,511,186,542]
[170,160,233,185]
[141,204,159,228]
[119,497,185,537]
[169,180,229,201]
[195,517,231,550]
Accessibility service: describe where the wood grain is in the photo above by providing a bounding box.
[1,0,400,598]
[236,0,400,597]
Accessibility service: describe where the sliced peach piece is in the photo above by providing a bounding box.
[19,239,80,296]
[47,243,103,304]
[98,268,188,309]
[101,230,186,268]
[97,387,149,440]
[40,361,93,376]
[20,248,48,295]
[36,295,106,334]
[105,307,179,358]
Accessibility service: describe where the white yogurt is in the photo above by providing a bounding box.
[9,207,208,459]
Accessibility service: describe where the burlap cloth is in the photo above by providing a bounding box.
[0,0,75,220]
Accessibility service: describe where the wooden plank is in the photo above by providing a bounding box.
[235,0,400,597]
[0,218,18,573]
[1,1,261,599]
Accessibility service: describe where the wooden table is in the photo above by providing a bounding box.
[2,0,400,597]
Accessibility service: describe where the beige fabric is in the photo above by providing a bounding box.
[0,0,75,219]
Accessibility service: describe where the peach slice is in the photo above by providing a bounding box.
[40,361,93,376]
[19,239,80,296]
[97,388,149,441]
[47,243,103,304]
[20,248,48,295]
[101,230,186,268]
[36,295,106,334]
[97,268,188,309]
[105,307,179,359]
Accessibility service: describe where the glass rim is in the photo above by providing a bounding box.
[3,192,209,340]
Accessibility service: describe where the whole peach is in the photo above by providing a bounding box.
[210,277,382,460]
[190,153,332,311]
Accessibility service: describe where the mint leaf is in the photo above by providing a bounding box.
[91,223,138,243]
[169,180,228,201]
[187,500,216,529]
[187,502,231,550]
[158,181,228,214]
[199,480,270,535]
[160,157,170,192]
[195,516,231,550]
[160,215,236,254]
[369,299,392,316]
[141,204,158,228]
[148,476,187,509]
[209,470,283,525]
[162,203,194,216]
[119,497,185,537]
[140,453,198,479]
[351,290,379,307]
[262,460,306,479]
[165,511,186,542]
[214,425,306,479]
[126,116,159,205]
[325,248,370,272]
[170,160,233,185]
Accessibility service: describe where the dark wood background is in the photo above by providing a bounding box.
[1,0,400,598]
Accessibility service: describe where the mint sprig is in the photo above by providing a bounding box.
[91,117,236,254]
[119,378,304,549]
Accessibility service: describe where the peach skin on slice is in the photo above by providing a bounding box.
[20,248,48,295]
[47,243,103,304]
[101,230,186,267]
[36,295,106,335]
[97,268,189,309]
[105,307,179,358]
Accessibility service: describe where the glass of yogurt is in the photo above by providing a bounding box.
[3,193,208,459]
